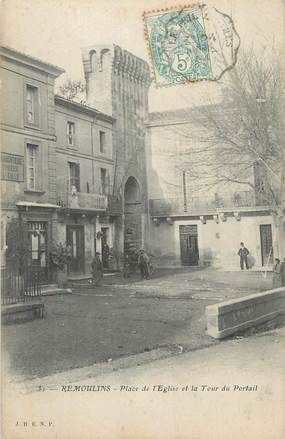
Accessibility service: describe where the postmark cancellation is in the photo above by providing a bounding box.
[143,4,240,86]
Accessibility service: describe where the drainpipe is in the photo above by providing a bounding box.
[182,171,187,212]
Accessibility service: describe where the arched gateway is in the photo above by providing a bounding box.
[124,176,143,253]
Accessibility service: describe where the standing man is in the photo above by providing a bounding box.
[238,242,250,270]
[138,249,150,280]
[91,252,103,286]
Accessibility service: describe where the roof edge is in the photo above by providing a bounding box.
[54,95,116,123]
[0,46,65,78]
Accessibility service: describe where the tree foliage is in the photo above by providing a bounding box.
[58,78,86,103]
[190,50,285,211]
[50,242,72,271]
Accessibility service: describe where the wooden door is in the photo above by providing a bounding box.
[179,225,199,266]
[67,225,85,273]
[260,224,273,266]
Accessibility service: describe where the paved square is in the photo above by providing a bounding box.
[2,269,273,380]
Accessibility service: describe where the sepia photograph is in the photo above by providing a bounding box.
[1,0,285,438]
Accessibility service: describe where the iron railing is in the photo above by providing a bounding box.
[57,190,107,211]
[1,267,42,305]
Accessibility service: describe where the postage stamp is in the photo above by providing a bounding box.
[143,4,240,87]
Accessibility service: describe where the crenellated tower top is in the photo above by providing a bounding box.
[81,45,151,115]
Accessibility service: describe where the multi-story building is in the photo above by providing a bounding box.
[4,43,278,276]
[0,46,64,282]
[1,44,151,284]
[146,109,281,270]
[54,95,115,276]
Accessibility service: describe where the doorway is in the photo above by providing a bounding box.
[260,224,273,266]
[66,225,85,273]
[179,225,199,266]
[27,221,48,282]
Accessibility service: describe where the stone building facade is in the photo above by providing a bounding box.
[2,44,279,277]
[0,46,64,282]
[146,109,281,270]
[81,45,151,255]
[1,44,150,284]
[54,95,115,276]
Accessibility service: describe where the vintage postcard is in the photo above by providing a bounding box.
[1,0,285,438]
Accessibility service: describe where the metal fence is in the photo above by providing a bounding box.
[1,267,42,305]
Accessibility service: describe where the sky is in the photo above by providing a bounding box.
[1,0,284,111]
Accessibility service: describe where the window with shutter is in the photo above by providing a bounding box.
[99,131,106,153]
[100,168,107,195]
[106,169,110,194]
[26,144,38,190]
[75,163,80,192]
[26,85,39,125]
[67,122,75,146]
[69,162,80,192]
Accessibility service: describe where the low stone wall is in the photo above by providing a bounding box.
[206,287,285,339]
[2,303,44,324]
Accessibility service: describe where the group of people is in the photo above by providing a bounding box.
[92,242,284,287]
[123,249,152,280]
[91,248,152,285]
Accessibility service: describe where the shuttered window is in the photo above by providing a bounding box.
[67,122,75,146]
[26,85,38,125]
[99,131,106,153]
[26,144,38,190]
[100,168,110,195]
[69,162,80,192]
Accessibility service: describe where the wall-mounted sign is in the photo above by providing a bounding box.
[1,153,24,182]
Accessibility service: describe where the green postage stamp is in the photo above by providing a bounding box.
[143,4,240,86]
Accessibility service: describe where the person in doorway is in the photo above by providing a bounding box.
[138,249,150,280]
[91,252,103,286]
[272,258,281,288]
[238,242,249,270]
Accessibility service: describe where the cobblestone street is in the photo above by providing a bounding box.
[2,268,274,381]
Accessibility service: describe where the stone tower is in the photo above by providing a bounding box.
[81,45,151,253]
